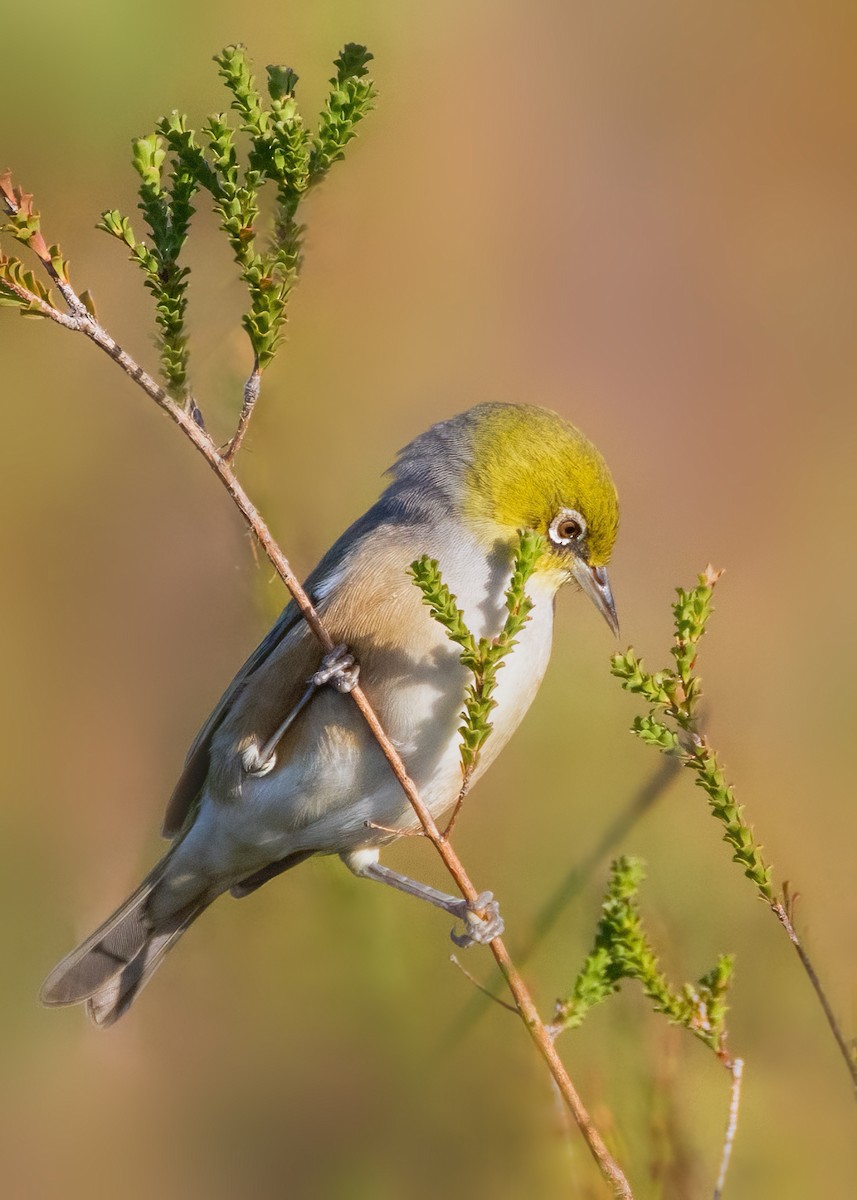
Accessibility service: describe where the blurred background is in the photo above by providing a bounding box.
[2,1,856,1196]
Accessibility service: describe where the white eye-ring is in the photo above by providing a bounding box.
[549,507,587,546]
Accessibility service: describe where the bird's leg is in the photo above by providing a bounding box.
[243,645,360,776]
[243,683,316,775]
[342,848,504,947]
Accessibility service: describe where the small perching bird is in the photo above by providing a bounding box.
[41,402,619,1025]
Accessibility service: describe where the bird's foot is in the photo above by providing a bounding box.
[312,644,360,693]
[450,891,505,948]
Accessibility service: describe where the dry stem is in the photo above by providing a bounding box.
[449,955,518,1015]
[713,1058,744,1200]
[223,364,261,462]
[3,185,634,1198]
[771,900,857,1096]
[442,770,474,839]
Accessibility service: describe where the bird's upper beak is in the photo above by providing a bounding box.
[571,559,619,637]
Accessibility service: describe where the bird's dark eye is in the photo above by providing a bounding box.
[549,508,586,546]
[557,516,583,540]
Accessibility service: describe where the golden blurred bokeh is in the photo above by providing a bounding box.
[2,2,856,1196]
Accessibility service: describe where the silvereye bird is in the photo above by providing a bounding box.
[41,402,619,1025]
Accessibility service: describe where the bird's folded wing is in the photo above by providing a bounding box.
[161,600,316,837]
[160,528,380,838]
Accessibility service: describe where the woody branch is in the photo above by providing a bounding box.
[0,174,633,1199]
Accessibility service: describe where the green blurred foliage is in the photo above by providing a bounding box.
[555,856,734,1061]
[2,2,856,1197]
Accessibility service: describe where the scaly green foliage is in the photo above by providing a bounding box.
[611,568,774,900]
[309,44,376,181]
[98,44,376,389]
[98,132,197,397]
[410,531,545,776]
[554,857,734,1057]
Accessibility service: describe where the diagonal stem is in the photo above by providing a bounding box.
[449,955,518,1015]
[3,193,635,1198]
[67,309,633,1195]
[223,363,261,462]
[771,900,857,1097]
[713,1058,744,1199]
[0,274,79,328]
[441,771,474,840]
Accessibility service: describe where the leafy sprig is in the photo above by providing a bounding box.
[98,134,197,398]
[0,174,74,317]
[98,44,376,389]
[0,252,55,317]
[309,44,376,181]
[611,568,773,900]
[410,531,545,781]
[554,857,734,1059]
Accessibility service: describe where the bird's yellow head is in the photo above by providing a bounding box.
[391,403,620,633]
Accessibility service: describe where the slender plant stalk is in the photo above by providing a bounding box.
[224,364,261,461]
[1,178,633,1199]
[611,569,857,1098]
[771,900,857,1095]
[713,1058,744,1200]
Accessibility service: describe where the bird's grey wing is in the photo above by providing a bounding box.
[160,507,384,838]
[160,496,400,835]
[161,601,306,836]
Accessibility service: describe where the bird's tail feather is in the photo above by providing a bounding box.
[40,852,211,1027]
[83,901,207,1027]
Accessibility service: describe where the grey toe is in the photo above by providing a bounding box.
[450,892,504,948]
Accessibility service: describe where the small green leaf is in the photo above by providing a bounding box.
[79,289,97,318]
[267,64,299,99]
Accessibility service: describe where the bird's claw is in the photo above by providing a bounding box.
[312,644,360,694]
[450,891,504,948]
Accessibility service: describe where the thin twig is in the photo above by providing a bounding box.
[713,1058,743,1200]
[0,275,80,328]
[5,189,634,1199]
[223,364,261,462]
[442,771,473,839]
[363,819,425,838]
[449,955,517,1014]
[771,900,857,1096]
